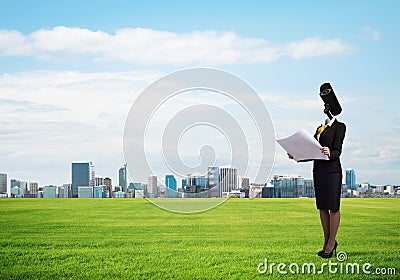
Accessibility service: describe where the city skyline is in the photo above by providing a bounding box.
[2,160,397,196]
[1,1,399,185]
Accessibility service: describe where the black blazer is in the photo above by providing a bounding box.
[313,119,346,173]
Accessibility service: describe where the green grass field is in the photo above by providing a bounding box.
[0,198,399,279]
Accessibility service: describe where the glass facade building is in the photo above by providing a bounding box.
[43,186,57,198]
[0,173,7,194]
[93,186,103,198]
[78,186,93,198]
[346,168,356,190]
[72,162,95,198]
[119,164,127,192]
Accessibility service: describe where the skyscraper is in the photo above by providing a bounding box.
[104,177,112,198]
[119,164,127,192]
[207,167,219,189]
[165,175,177,191]
[71,162,95,198]
[346,168,356,190]
[165,175,177,198]
[0,173,7,194]
[207,166,220,198]
[219,166,237,197]
[147,175,158,198]
[29,182,39,196]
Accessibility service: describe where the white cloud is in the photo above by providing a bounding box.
[286,38,354,59]
[0,30,32,55]
[0,26,355,65]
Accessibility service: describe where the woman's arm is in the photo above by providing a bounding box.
[329,123,346,160]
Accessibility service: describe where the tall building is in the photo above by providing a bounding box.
[11,179,27,196]
[71,162,95,198]
[0,173,7,194]
[104,177,112,188]
[29,182,39,196]
[103,177,112,197]
[238,177,250,190]
[165,175,177,191]
[43,186,57,198]
[207,166,220,197]
[58,185,70,198]
[119,164,127,192]
[219,166,237,197]
[346,168,356,190]
[207,167,219,189]
[165,175,177,198]
[147,175,158,198]
[95,176,104,186]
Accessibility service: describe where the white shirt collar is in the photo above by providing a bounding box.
[325,117,336,126]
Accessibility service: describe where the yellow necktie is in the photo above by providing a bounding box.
[317,124,326,135]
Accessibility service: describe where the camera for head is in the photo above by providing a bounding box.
[319,82,342,119]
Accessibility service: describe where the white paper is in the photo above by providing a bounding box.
[276,129,329,162]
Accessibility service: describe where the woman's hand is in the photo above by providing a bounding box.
[321,147,330,157]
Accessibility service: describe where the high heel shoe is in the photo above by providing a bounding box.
[320,241,338,259]
[317,240,335,256]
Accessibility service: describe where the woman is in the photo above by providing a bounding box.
[289,86,346,259]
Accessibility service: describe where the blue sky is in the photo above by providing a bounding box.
[1,1,399,188]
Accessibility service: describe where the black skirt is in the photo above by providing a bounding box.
[313,172,342,211]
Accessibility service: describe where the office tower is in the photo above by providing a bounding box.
[165,175,177,191]
[29,182,39,196]
[10,179,27,196]
[346,168,356,190]
[181,178,188,188]
[119,164,127,192]
[207,167,219,188]
[165,175,177,198]
[104,177,112,188]
[95,176,104,186]
[207,167,220,197]
[58,185,70,198]
[147,175,158,198]
[219,166,237,197]
[103,177,112,197]
[141,184,148,197]
[43,186,57,198]
[71,162,95,198]
[0,173,7,194]
[238,177,250,189]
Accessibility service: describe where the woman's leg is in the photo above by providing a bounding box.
[319,209,330,250]
[325,210,340,252]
